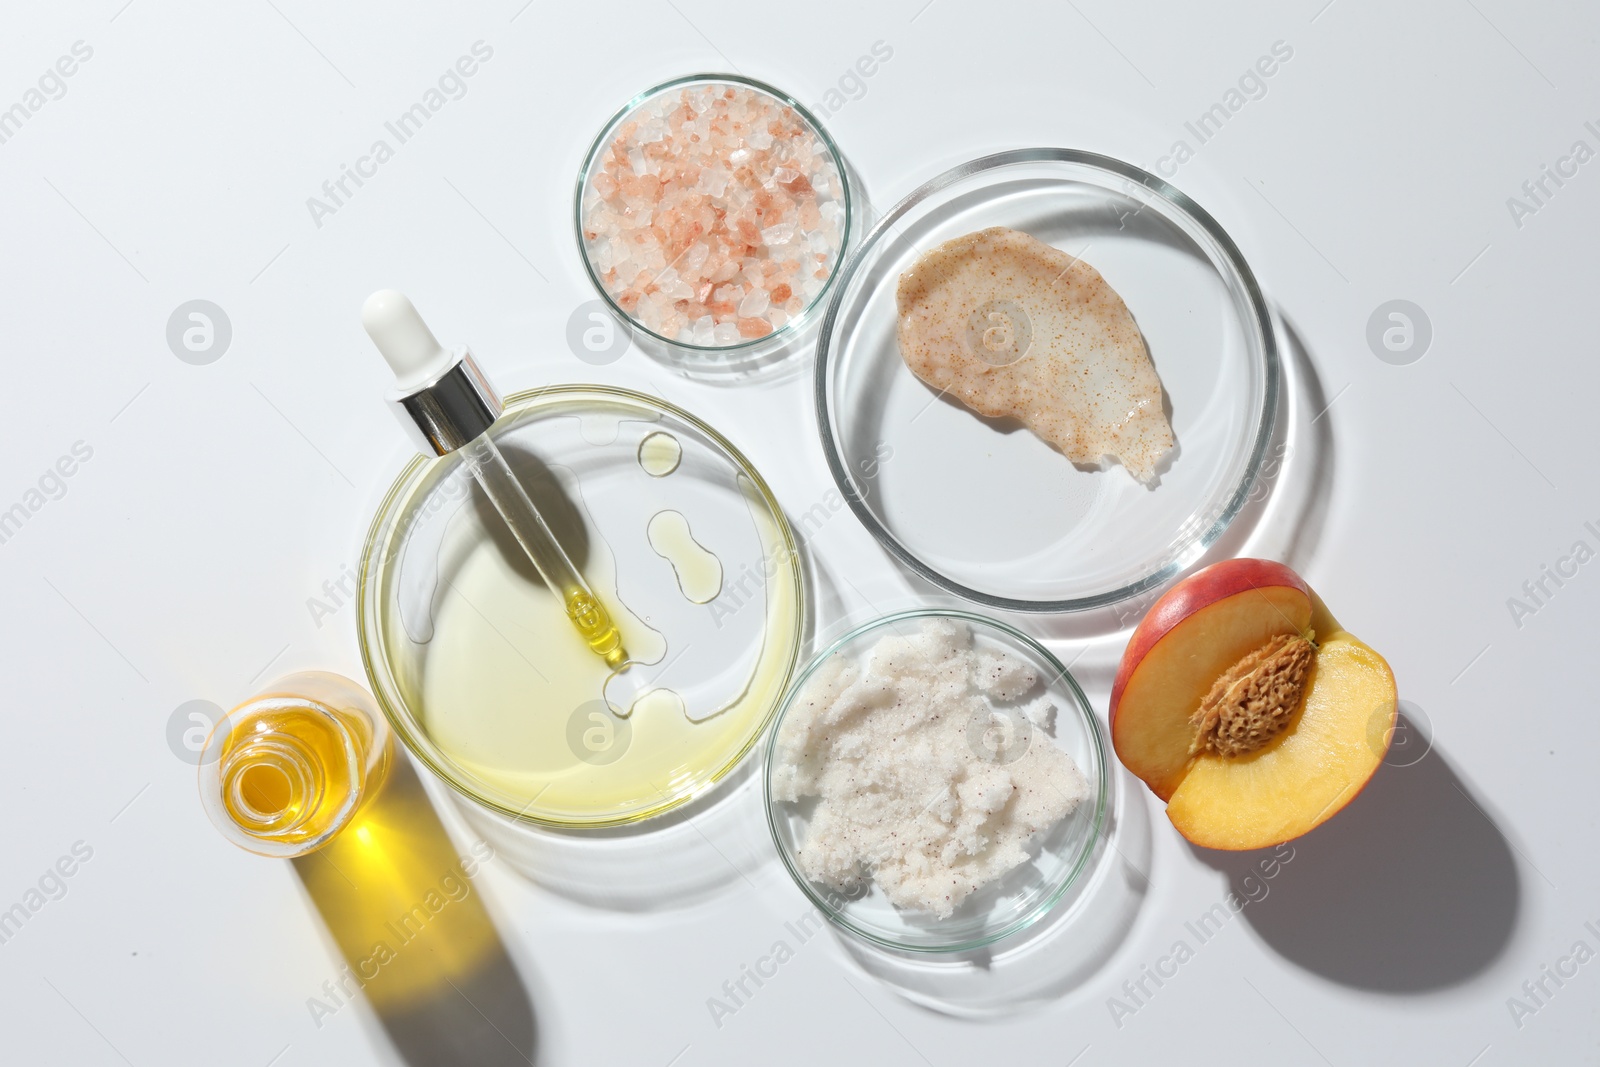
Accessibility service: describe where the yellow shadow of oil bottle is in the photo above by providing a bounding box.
[200,671,538,1065]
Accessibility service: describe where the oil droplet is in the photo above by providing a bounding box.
[638,432,682,477]
[647,510,722,604]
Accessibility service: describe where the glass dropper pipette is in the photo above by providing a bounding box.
[361,290,626,668]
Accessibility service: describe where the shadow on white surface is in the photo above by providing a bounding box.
[1195,313,1334,577]
[1269,316,1336,575]
[452,754,771,913]
[832,763,1153,1018]
[293,759,540,1065]
[1192,721,1520,993]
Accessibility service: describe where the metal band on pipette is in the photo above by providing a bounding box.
[387,347,502,456]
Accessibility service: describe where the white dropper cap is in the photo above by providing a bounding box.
[362,289,454,391]
[362,289,501,456]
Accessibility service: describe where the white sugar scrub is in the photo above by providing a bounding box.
[771,618,1089,919]
[579,79,848,347]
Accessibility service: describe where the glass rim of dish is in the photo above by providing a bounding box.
[813,147,1281,613]
[573,71,855,356]
[357,383,806,829]
[762,607,1109,954]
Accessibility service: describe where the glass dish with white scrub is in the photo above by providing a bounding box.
[765,609,1108,953]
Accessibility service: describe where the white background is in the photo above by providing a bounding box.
[1,1,1596,1064]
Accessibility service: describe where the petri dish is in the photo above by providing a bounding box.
[815,149,1279,612]
[359,386,804,828]
[575,74,856,378]
[764,610,1108,953]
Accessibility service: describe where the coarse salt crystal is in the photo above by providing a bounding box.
[761,223,796,246]
[737,288,770,318]
[699,169,729,197]
[583,82,847,346]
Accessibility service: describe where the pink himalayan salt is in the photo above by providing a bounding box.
[582,83,845,347]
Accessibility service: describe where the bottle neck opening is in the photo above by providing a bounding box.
[222,735,322,836]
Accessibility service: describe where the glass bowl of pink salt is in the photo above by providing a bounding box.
[576,74,854,376]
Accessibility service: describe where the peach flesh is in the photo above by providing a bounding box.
[1166,631,1396,850]
[1110,559,1397,850]
[1111,559,1313,800]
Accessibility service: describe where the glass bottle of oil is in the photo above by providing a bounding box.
[198,672,391,857]
[201,675,536,1059]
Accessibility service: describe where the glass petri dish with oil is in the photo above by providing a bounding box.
[359,385,804,828]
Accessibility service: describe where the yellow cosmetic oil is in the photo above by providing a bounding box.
[647,509,724,604]
[198,673,534,1059]
[362,388,804,828]
[200,672,390,857]
[218,705,356,843]
[563,585,627,667]
[637,431,683,477]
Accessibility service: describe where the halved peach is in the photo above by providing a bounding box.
[1110,558,1397,850]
